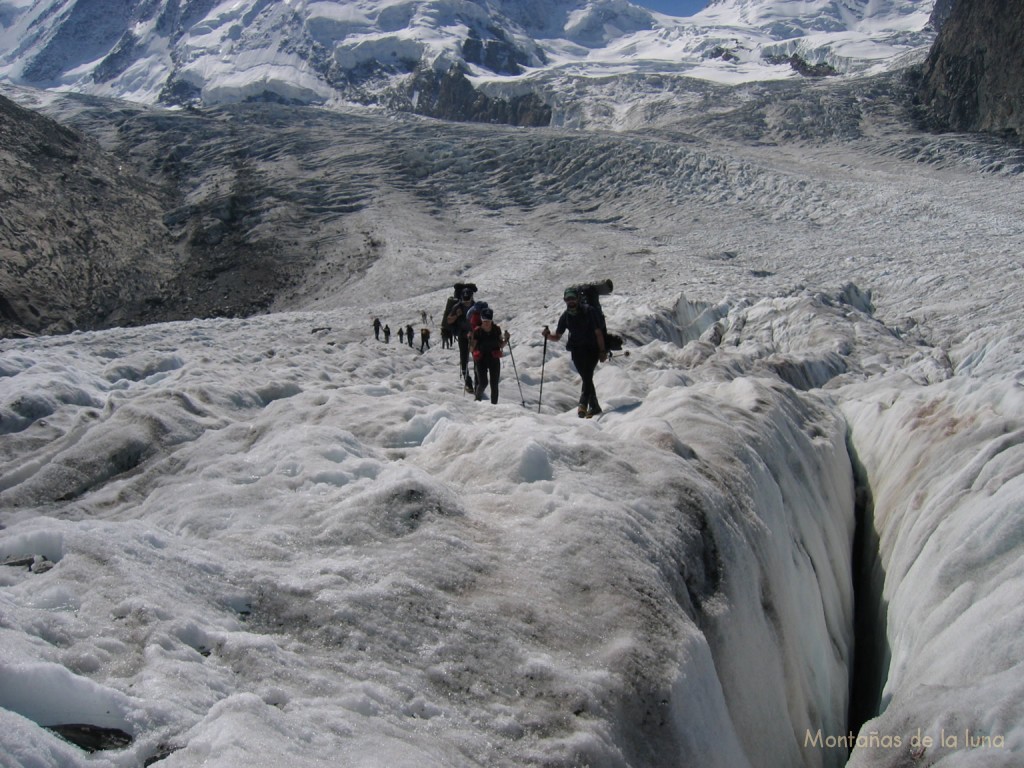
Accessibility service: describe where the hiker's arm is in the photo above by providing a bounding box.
[596,328,607,361]
[542,327,561,342]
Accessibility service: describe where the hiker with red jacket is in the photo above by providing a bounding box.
[469,307,508,404]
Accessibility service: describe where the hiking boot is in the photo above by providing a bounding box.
[577,406,587,418]
[465,377,474,393]
[586,406,602,418]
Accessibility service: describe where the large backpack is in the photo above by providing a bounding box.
[442,282,478,326]
[571,279,623,352]
[466,301,488,331]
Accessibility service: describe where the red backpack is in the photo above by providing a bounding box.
[466,301,488,331]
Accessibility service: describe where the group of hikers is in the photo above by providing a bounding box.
[372,317,432,353]
[443,285,509,405]
[373,282,614,417]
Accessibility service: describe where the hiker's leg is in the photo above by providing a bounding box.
[474,362,487,400]
[576,352,599,411]
[490,359,500,404]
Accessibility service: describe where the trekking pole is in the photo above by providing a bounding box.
[538,327,549,414]
[505,334,527,408]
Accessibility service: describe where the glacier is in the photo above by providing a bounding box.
[1,90,1023,764]
[1,0,1023,766]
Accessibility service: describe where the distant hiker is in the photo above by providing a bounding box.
[420,327,431,353]
[447,285,478,393]
[406,323,415,348]
[421,310,428,325]
[470,308,508,404]
[542,286,607,418]
[373,317,381,341]
[383,324,391,343]
[398,327,405,344]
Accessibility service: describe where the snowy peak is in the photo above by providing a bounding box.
[558,0,659,47]
[690,0,935,76]
[702,0,929,31]
[0,0,936,117]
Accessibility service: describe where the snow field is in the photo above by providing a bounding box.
[1,289,864,766]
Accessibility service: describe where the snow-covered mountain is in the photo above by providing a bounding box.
[0,0,937,120]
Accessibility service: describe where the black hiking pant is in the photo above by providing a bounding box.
[572,349,600,412]
[474,358,501,404]
[457,333,475,388]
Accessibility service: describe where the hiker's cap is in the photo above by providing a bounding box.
[563,287,579,300]
[481,308,494,320]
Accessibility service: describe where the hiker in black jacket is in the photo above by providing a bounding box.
[542,286,607,418]
[469,308,508,404]
[446,286,478,393]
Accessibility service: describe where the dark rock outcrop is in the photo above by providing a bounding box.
[0,94,174,337]
[461,27,532,76]
[917,0,1024,141]
[0,95,325,338]
[763,53,838,78]
[929,0,957,31]
[407,66,552,127]
[43,724,133,753]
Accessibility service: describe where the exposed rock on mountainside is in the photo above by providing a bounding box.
[0,94,172,337]
[929,0,957,31]
[0,93,340,338]
[917,0,1024,141]
[406,66,552,126]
